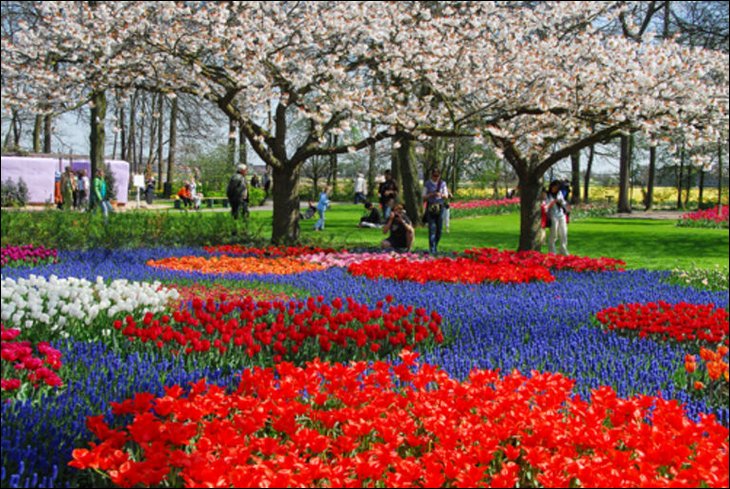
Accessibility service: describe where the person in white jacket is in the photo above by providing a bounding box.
[354,173,367,204]
[545,180,571,255]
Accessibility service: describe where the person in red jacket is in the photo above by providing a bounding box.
[177,184,193,208]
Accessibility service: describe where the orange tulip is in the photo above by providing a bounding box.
[147,256,325,275]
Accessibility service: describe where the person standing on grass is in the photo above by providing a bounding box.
[60,166,76,210]
[378,170,398,215]
[546,180,570,255]
[442,184,451,234]
[145,175,155,205]
[93,169,112,223]
[354,173,367,204]
[54,171,63,209]
[260,166,272,205]
[422,167,449,255]
[227,164,249,224]
[314,185,331,231]
[77,170,90,210]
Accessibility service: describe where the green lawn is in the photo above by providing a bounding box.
[3,204,727,271]
[280,204,729,271]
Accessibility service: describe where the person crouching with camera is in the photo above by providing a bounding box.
[381,203,414,252]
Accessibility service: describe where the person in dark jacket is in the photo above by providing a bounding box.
[227,164,249,221]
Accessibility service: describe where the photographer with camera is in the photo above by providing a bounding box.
[381,203,414,251]
[546,180,571,255]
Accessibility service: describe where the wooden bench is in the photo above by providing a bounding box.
[173,197,228,209]
[205,197,228,208]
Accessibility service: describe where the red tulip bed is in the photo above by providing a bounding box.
[348,248,625,284]
[595,302,729,345]
[1,325,63,392]
[595,301,729,406]
[677,205,729,228]
[70,351,728,488]
[464,248,627,273]
[348,256,556,284]
[113,295,444,367]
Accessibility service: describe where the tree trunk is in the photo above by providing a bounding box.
[157,93,164,188]
[128,92,137,172]
[239,124,247,167]
[89,90,107,205]
[368,125,377,200]
[396,133,421,226]
[677,143,685,209]
[43,115,52,153]
[518,174,544,251]
[228,117,237,166]
[583,143,594,202]
[698,167,705,206]
[328,134,338,196]
[111,122,117,159]
[492,159,501,198]
[33,115,42,153]
[718,140,724,207]
[128,92,137,171]
[311,158,321,201]
[450,139,459,196]
[2,110,19,151]
[119,106,126,161]
[684,162,692,208]
[618,135,632,213]
[166,96,178,198]
[645,145,656,210]
[12,109,21,149]
[146,100,157,174]
[368,123,377,199]
[271,163,302,245]
[570,151,581,205]
[138,98,145,175]
[391,139,402,197]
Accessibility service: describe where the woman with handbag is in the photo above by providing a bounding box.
[546,180,571,255]
[422,168,449,255]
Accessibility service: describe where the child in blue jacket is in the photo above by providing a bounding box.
[314,186,331,231]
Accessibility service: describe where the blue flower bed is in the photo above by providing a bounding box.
[2,248,728,487]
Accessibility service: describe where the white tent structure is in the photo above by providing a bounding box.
[1,155,130,205]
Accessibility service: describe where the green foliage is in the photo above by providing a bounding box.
[676,218,729,229]
[1,177,29,207]
[185,144,233,195]
[249,186,265,205]
[0,210,266,250]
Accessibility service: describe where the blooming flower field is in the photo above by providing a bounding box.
[1,245,58,268]
[449,198,520,218]
[677,205,730,228]
[1,246,728,488]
